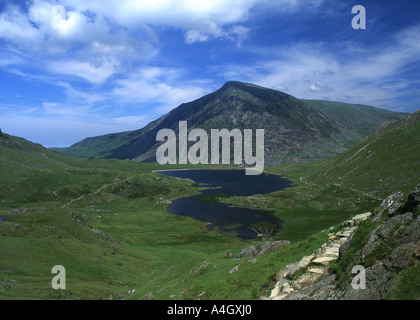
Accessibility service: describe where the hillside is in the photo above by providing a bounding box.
[252,110,420,241]
[310,110,420,199]
[303,99,406,138]
[0,129,155,204]
[0,130,236,300]
[264,110,420,299]
[54,82,406,165]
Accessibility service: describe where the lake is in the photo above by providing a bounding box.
[157,169,294,239]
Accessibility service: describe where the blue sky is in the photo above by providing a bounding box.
[0,0,419,147]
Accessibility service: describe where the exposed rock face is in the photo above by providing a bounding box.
[236,240,291,258]
[268,184,420,300]
[380,191,404,216]
[190,262,209,276]
[341,227,420,300]
[403,184,420,214]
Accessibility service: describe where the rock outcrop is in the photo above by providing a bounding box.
[236,240,291,258]
[403,183,420,213]
[267,185,420,300]
[380,191,405,216]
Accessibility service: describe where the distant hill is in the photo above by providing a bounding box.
[0,129,143,203]
[52,81,407,165]
[302,99,407,138]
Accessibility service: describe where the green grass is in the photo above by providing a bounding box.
[387,264,420,300]
[0,133,338,300]
[1,112,419,300]
[310,119,420,199]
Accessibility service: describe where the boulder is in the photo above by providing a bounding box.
[229,265,240,274]
[380,191,404,216]
[190,262,209,276]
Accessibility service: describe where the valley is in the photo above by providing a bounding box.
[1,84,419,300]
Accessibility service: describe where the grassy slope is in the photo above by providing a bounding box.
[303,100,408,137]
[1,108,419,300]
[51,130,137,159]
[0,133,330,300]
[310,110,420,199]
[0,133,235,299]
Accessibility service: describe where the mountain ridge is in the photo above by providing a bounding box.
[53,81,407,165]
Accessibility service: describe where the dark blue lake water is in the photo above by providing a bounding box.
[158,169,294,239]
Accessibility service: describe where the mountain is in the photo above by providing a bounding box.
[53,81,407,165]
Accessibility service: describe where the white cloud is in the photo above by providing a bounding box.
[48,58,119,84]
[113,67,209,112]
[58,0,257,40]
[214,26,420,111]
[185,30,210,44]
[309,81,332,92]
[2,0,321,49]
[0,4,43,50]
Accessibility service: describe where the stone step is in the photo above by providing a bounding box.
[352,212,372,222]
[308,267,325,274]
[323,247,340,258]
[297,255,315,268]
[312,256,337,265]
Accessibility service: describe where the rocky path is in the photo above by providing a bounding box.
[267,211,372,300]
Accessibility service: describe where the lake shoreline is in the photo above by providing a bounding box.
[157,168,293,239]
